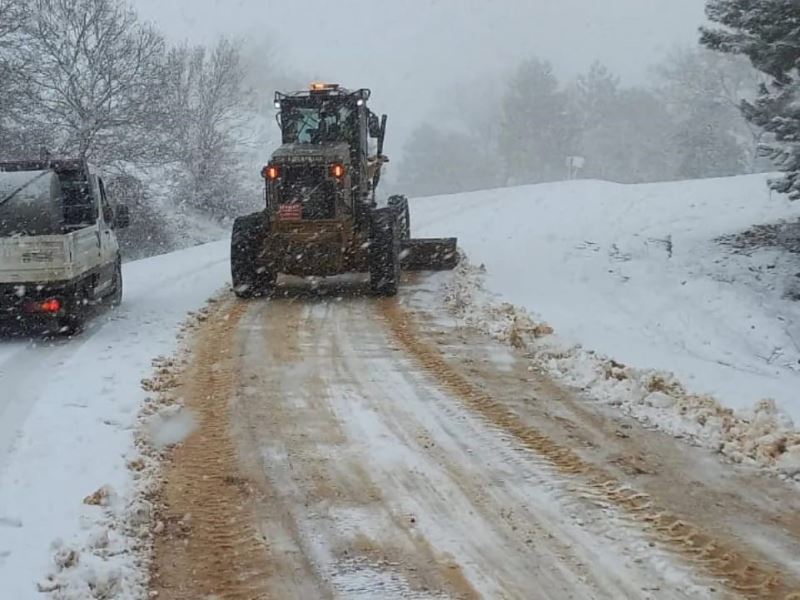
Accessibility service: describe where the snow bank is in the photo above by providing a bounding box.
[0,241,229,599]
[410,174,800,477]
[411,175,800,424]
[437,259,800,479]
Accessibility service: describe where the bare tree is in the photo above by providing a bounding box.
[0,0,30,153]
[0,0,26,43]
[161,39,253,218]
[654,47,768,172]
[18,0,165,164]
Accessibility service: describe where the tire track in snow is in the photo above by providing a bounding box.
[381,298,800,600]
[222,288,715,598]
[235,297,482,599]
[150,298,273,600]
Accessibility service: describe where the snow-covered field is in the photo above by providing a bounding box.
[412,174,800,473]
[0,241,229,598]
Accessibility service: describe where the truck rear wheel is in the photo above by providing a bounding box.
[231,212,274,298]
[108,260,123,307]
[369,208,400,296]
[57,286,88,336]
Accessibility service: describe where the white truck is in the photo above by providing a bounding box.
[0,159,129,332]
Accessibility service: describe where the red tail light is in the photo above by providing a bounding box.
[40,298,62,313]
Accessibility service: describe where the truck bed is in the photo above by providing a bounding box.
[0,228,100,285]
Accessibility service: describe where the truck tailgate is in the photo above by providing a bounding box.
[0,235,73,284]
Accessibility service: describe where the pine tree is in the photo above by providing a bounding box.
[397,123,501,198]
[674,103,746,179]
[571,62,623,180]
[499,58,577,184]
[701,0,800,198]
[570,63,680,183]
[574,61,620,128]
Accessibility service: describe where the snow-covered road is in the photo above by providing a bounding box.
[0,241,229,598]
[149,278,800,599]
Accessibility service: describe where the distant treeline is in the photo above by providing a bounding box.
[399,0,800,201]
[395,48,772,198]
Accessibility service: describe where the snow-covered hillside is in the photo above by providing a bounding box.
[412,174,800,433]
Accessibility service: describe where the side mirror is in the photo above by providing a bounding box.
[368,113,381,138]
[115,204,130,229]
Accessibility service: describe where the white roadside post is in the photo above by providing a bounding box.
[566,155,585,180]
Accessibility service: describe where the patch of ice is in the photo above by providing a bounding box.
[330,559,449,600]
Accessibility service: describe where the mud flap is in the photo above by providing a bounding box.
[400,237,459,271]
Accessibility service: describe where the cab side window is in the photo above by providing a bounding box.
[98,178,113,225]
[62,172,97,229]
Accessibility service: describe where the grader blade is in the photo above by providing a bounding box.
[400,237,459,271]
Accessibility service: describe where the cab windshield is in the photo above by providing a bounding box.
[281,103,354,144]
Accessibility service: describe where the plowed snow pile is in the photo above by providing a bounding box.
[411,174,800,478]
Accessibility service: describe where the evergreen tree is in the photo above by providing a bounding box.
[499,58,577,184]
[613,89,681,183]
[571,62,623,180]
[701,0,800,197]
[397,123,500,198]
[673,102,746,179]
[574,61,620,128]
[570,63,679,183]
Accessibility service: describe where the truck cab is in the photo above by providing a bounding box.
[0,159,129,331]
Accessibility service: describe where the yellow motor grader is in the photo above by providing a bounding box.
[230,83,458,297]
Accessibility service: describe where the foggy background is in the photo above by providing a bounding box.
[0,0,772,257]
[132,0,708,154]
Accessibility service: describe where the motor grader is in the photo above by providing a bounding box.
[230,83,458,297]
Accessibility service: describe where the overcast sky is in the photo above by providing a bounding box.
[132,0,708,154]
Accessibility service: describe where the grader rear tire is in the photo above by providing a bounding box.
[369,208,400,297]
[231,212,275,298]
[388,195,410,240]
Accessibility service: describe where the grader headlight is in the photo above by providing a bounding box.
[329,163,345,180]
[262,165,280,181]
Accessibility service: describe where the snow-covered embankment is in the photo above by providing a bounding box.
[411,174,800,477]
[0,241,229,598]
